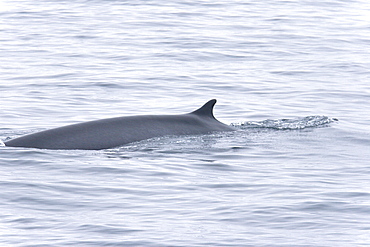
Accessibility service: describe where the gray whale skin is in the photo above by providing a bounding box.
[5,99,235,150]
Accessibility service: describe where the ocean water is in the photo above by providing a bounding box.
[1,0,370,246]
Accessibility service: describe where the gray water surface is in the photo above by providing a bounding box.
[1,0,370,246]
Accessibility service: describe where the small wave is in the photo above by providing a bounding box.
[231,116,338,130]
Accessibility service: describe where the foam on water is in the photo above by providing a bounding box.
[232,116,338,130]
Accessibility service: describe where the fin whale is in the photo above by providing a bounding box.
[4,99,236,150]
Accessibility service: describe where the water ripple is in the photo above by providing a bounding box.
[232,116,338,130]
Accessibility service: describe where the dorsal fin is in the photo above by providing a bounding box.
[190,99,217,118]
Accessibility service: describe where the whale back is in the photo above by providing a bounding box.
[5,99,235,150]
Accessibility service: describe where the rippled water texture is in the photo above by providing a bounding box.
[1,0,370,246]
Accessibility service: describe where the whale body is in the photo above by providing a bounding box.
[4,99,235,150]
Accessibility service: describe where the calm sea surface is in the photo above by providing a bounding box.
[1,0,370,246]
